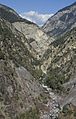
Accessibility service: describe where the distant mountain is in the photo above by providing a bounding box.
[42,2,76,38]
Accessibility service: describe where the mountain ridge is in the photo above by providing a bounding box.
[42,2,76,38]
[0,3,36,24]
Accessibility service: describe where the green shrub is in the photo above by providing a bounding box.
[18,107,40,119]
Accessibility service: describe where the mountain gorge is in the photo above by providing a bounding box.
[0,2,76,119]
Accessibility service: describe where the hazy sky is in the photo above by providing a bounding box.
[0,0,76,25]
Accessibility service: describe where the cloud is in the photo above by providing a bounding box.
[20,11,53,26]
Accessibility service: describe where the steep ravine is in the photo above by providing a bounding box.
[0,3,76,119]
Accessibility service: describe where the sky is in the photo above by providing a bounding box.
[0,0,76,25]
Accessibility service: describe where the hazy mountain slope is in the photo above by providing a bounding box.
[43,2,76,38]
